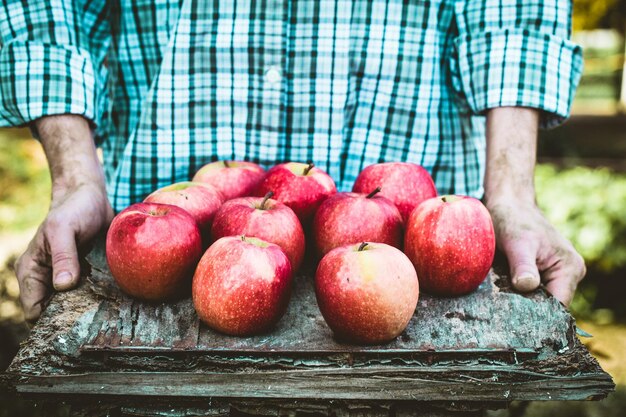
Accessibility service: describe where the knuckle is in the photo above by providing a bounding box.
[15,237,41,274]
[562,250,586,283]
[44,217,62,234]
[14,253,36,280]
[52,251,74,266]
[22,274,50,292]
[45,212,74,233]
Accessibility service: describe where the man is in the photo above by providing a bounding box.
[0,1,585,322]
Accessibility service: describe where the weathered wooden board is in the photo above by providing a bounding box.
[1,234,614,414]
[78,239,568,357]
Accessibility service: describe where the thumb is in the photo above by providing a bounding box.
[47,224,81,291]
[502,239,541,293]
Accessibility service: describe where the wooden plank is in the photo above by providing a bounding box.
[11,367,613,401]
[1,235,614,405]
[78,238,570,358]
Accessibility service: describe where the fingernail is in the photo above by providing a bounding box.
[514,273,538,292]
[54,271,73,290]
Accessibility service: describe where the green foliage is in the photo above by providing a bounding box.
[535,164,626,273]
[0,130,51,232]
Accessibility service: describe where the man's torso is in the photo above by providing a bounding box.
[100,0,484,211]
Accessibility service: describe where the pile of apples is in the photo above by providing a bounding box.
[106,161,495,344]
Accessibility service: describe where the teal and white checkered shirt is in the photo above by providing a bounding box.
[0,1,583,212]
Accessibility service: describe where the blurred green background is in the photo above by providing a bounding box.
[2,2,626,415]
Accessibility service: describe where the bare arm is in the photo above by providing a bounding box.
[484,107,586,306]
[15,115,113,322]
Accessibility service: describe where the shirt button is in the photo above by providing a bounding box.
[265,66,282,84]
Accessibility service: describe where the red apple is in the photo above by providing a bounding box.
[106,203,203,301]
[315,242,419,344]
[404,195,495,296]
[193,160,265,201]
[313,187,403,257]
[192,236,292,336]
[144,181,224,239]
[352,162,437,223]
[211,192,305,271]
[255,162,336,225]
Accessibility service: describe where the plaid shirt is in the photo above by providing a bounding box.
[0,1,582,212]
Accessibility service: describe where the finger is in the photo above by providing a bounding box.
[544,277,576,307]
[543,253,586,307]
[45,222,81,291]
[14,232,52,323]
[501,238,541,293]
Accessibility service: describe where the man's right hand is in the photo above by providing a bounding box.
[14,115,113,323]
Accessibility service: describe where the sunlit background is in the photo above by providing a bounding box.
[2,2,626,415]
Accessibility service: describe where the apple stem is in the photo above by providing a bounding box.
[224,160,231,168]
[241,235,246,241]
[303,162,314,175]
[366,187,382,199]
[260,191,274,210]
[358,242,369,252]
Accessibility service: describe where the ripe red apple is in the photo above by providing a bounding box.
[404,195,495,296]
[144,181,224,240]
[313,187,403,257]
[211,192,305,271]
[106,203,203,301]
[192,236,292,336]
[315,242,419,344]
[255,162,336,225]
[352,162,437,223]
[193,160,265,201]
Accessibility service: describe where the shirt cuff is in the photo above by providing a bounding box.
[0,41,99,127]
[454,28,584,129]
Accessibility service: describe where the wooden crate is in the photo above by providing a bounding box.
[1,236,614,416]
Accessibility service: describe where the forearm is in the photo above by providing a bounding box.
[34,115,106,199]
[483,107,539,207]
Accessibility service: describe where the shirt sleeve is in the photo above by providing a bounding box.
[0,0,110,128]
[453,0,583,128]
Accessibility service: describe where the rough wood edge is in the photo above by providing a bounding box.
[4,395,510,416]
[10,367,613,401]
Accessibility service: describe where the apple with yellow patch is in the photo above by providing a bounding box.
[192,236,292,336]
[144,181,224,242]
[193,160,265,200]
[315,242,419,344]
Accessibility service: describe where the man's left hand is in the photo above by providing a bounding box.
[486,197,586,306]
